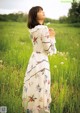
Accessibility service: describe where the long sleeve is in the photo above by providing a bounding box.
[41,26,57,55]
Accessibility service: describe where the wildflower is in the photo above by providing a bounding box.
[0,60,3,64]
[59,52,64,56]
[60,62,64,65]
[76,43,79,47]
[72,57,76,61]
[66,52,69,55]
[65,58,67,60]
[20,42,24,45]
[54,65,57,68]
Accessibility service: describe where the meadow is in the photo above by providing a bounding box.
[0,22,80,113]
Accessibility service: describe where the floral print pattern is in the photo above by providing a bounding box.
[22,25,57,113]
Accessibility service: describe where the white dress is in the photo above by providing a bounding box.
[22,25,57,113]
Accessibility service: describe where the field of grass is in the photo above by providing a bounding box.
[0,22,80,113]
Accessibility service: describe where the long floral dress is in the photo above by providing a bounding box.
[22,25,57,113]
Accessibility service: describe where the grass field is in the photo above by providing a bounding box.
[0,22,80,113]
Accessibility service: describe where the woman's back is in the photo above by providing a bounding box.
[29,25,57,55]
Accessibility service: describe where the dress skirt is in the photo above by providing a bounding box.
[22,51,52,113]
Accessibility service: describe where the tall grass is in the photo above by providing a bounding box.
[0,22,80,113]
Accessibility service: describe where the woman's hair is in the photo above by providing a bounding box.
[27,6,43,29]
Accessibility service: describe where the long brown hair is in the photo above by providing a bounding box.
[27,6,43,29]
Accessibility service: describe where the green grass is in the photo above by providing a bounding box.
[0,22,80,113]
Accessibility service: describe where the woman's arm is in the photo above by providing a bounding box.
[49,28,56,38]
[41,26,57,55]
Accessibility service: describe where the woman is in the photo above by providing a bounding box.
[22,6,57,113]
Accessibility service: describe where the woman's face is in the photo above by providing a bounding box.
[37,9,45,21]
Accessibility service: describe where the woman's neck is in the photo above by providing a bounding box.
[38,20,44,25]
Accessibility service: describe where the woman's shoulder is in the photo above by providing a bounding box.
[35,25,47,29]
[36,25,48,30]
[29,25,48,33]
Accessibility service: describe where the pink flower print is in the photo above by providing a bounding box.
[48,80,50,84]
[33,37,38,44]
[28,95,37,102]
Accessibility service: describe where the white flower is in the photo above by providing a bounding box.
[65,58,67,60]
[0,60,3,64]
[20,42,24,45]
[66,52,69,55]
[72,57,76,61]
[59,51,64,56]
[60,62,64,65]
[77,43,79,47]
[54,65,57,68]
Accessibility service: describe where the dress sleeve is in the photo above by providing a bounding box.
[41,26,57,55]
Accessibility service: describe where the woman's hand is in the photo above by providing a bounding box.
[49,28,56,38]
